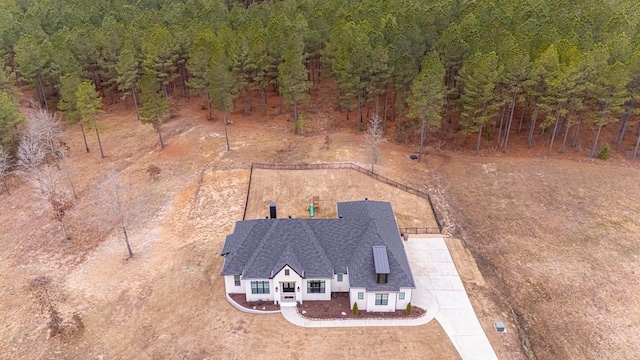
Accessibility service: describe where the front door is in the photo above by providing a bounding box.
[282,282,295,293]
[281,282,296,303]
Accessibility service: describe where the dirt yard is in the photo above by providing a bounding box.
[2,85,638,360]
[245,168,439,230]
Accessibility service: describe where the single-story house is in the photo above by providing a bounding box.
[220,200,415,312]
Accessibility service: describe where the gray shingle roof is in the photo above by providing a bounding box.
[221,200,415,291]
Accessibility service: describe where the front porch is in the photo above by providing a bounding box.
[278,281,298,307]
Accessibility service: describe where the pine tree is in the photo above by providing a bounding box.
[407,51,446,162]
[142,24,178,98]
[458,51,499,152]
[58,74,90,153]
[209,45,236,152]
[76,81,105,158]
[139,73,168,150]
[14,34,52,107]
[278,39,310,132]
[0,91,23,147]
[116,38,141,120]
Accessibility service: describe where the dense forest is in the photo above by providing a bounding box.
[1,0,640,163]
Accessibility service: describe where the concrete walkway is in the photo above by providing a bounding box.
[405,237,498,360]
[280,306,433,327]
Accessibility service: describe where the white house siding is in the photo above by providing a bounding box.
[395,288,412,310]
[224,275,245,294]
[349,288,367,311]
[244,279,274,302]
[331,273,350,292]
[302,278,332,301]
[272,266,303,304]
[365,291,397,312]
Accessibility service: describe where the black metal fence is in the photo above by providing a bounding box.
[245,162,443,234]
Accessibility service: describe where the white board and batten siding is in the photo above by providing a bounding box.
[224,275,245,294]
[331,272,350,292]
[366,292,397,312]
[272,265,303,304]
[349,288,367,310]
[395,288,412,310]
[244,279,274,302]
[302,278,332,301]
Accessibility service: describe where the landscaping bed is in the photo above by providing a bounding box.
[297,293,425,320]
[229,293,281,312]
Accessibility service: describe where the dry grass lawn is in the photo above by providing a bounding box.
[245,168,439,231]
[0,98,464,359]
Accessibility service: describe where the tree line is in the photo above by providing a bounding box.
[0,0,639,162]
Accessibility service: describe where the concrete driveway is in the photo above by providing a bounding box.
[404,236,498,360]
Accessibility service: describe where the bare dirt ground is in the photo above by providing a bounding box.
[245,168,439,230]
[432,156,640,360]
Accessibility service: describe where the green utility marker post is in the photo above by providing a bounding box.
[309,203,314,217]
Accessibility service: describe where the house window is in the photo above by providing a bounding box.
[377,273,387,284]
[358,292,364,300]
[251,281,270,294]
[399,292,405,300]
[307,281,325,293]
[285,269,290,276]
[234,275,241,286]
[375,294,389,305]
[337,273,343,282]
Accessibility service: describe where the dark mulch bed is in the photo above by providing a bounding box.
[229,293,281,312]
[298,293,425,320]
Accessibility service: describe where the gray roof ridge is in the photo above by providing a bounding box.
[347,220,376,275]
[273,242,303,275]
[243,220,280,276]
[300,220,334,275]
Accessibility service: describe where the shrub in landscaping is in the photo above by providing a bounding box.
[406,303,412,315]
[352,302,359,315]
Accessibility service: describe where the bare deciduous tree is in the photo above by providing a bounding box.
[33,165,76,241]
[365,114,385,172]
[26,108,64,163]
[16,133,45,176]
[0,145,11,194]
[102,169,133,259]
[56,147,78,200]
